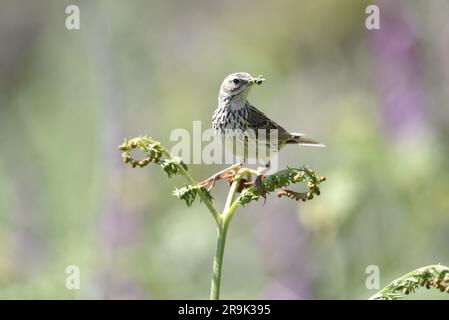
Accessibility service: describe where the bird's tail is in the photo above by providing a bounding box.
[286,132,325,147]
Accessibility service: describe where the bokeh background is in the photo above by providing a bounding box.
[1,0,449,299]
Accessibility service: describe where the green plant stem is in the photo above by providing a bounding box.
[210,222,229,300]
[210,171,246,300]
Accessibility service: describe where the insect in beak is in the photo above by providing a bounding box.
[249,75,266,85]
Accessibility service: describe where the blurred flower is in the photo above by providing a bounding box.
[372,1,429,142]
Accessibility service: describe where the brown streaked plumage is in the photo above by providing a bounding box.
[212,72,323,163]
[212,72,324,197]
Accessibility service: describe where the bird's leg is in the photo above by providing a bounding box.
[254,161,270,200]
[199,163,243,191]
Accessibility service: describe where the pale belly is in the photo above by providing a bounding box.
[217,130,279,165]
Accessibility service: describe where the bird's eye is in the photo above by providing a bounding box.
[232,78,240,84]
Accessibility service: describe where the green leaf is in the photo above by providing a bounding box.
[173,185,213,207]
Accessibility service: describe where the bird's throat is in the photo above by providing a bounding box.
[229,99,247,111]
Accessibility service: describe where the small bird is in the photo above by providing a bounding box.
[212,72,324,197]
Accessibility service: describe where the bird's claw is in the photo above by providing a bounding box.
[199,163,243,190]
[254,175,267,201]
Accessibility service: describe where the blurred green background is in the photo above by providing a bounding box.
[1,0,449,299]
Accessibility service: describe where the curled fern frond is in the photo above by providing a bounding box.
[119,136,188,178]
[370,265,449,300]
[118,136,164,168]
[277,189,309,201]
[237,166,326,206]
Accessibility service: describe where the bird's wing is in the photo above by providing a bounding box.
[246,103,291,141]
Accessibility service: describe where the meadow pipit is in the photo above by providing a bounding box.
[211,72,324,197]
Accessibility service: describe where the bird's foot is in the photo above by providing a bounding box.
[199,163,243,191]
[236,178,253,193]
[254,174,267,201]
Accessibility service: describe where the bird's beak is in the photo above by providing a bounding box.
[249,75,266,85]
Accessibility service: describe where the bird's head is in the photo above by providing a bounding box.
[219,72,265,98]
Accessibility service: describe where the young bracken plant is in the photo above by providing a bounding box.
[118,135,326,299]
[370,265,449,300]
